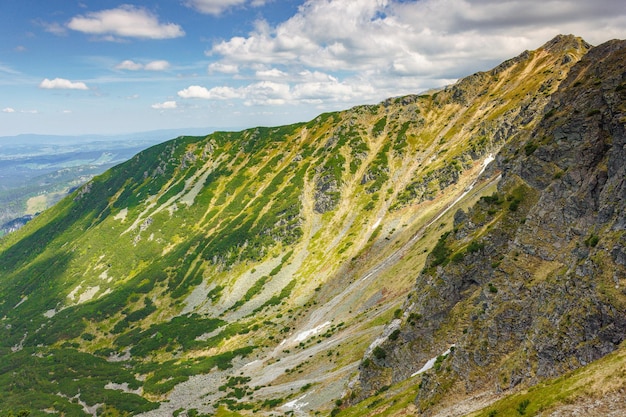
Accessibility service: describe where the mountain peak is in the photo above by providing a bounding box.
[541,33,592,53]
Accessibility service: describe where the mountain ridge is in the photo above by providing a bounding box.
[0,34,623,417]
[345,36,626,416]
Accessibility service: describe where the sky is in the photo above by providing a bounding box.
[1,0,625,137]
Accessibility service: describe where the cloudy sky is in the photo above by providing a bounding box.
[1,0,625,136]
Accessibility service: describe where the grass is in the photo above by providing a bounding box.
[469,343,626,417]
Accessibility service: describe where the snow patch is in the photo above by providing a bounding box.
[282,394,309,411]
[294,321,331,343]
[364,319,402,355]
[411,344,456,377]
[372,217,382,230]
[478,153,495,177]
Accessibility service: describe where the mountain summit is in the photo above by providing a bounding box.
[1,35,624,417]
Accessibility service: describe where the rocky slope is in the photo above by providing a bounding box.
[0,35,611,417]
[347,38,626,416]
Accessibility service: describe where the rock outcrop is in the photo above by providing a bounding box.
[351,38,626,414]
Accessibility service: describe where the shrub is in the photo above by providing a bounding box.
[524,142,538,156]
[430,231,451,267]
[373,346,386,360]
[517,399,530,415]
[584,234,599,247]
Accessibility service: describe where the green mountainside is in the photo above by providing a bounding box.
[1,35,623,417]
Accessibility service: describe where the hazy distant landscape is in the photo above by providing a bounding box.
[0,129,217,235]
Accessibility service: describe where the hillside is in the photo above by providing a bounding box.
[1,34,621,417]
[0,130,214,237]
[345,37,626,416]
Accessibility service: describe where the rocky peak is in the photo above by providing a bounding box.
[349,38,626,415]
[541,33,591,54]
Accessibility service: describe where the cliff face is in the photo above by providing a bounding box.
[352,38,626,413]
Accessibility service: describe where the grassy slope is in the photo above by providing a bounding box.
[0,36,588,416]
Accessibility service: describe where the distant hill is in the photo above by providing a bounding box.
[0,128,225,235]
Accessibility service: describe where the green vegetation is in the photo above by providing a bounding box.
[0,38,607,417]
[429,231,452,268]
[584,233,599,247]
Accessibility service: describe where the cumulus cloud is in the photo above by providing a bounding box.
[67,5,184,40]
[115,60,143,70]
[178,85,241,100]
[204,0,626,106]
[39,78,89,90]
[115,59,170,71]
[177,75,378,107]
[208,62,239,74]
[144,60,170,71]
[256,68,288,79]
[151,101,177,109]
[2,107,16,113]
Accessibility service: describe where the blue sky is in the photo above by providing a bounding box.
[1,0,625,136]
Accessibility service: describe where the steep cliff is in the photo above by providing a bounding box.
[350,38,626,416]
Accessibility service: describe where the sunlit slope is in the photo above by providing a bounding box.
[0,35,589,416]
[343,38,626,417]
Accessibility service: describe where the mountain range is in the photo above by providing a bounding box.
[0,34,624,417]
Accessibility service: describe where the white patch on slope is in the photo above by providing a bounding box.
[411,344,456,377]
[77,286,100,304]
[68,282,101,305]
[43,309,57,318]
[282,394,309,412]
[294,321,331,343]
[113,208,128,222]
[13,296,28,309]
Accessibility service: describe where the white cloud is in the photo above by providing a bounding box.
[206,0,626,106]
[256,68,288,79]
[178,85,242,100]
[208,62,239,74]
[185,0,247,15]
[39,78,89,90]
[144,60,170,71]
[2,107,15,113]
[177,77,376,107]
[178,85,212,99]
[151,101,177,109]
[115,60,143,70]
[115,59,170,71]
[67,5,184,40]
